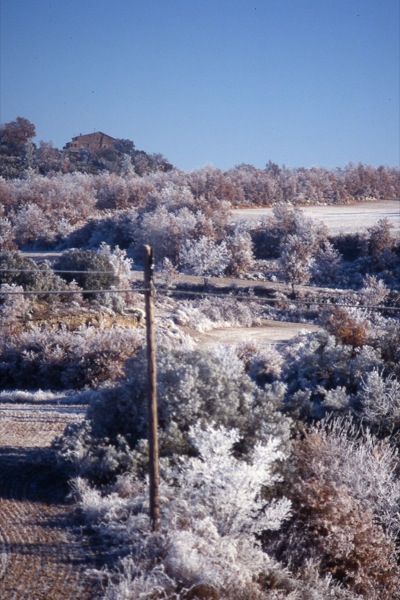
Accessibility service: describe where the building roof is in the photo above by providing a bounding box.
[64,131,116,151]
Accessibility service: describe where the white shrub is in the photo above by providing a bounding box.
[76,424,291,599]
[179,236,230,280]
[359,370,400,431]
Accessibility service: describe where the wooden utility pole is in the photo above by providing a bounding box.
[143,245,160,531]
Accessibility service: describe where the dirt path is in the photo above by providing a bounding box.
[191,320,321,349]
[0,404,101,600]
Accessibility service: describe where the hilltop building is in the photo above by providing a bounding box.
[63,132,116,153]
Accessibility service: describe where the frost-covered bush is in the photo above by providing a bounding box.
[0,283,31,325]
[173,296,262,331]
[311,240,342,285]
[61,209,138,251]
[0,250,67,294]
[378,319,400,378]
[236,341,284,385]
[154,318,197,351]
[0,324,144,390]
[225,228,255,276]
[10,173,97,246]
[0,216,16,249]
[72,422,363,599]
[358,370,400,435]
[57,346,292,483]
[324,306,368,347]
[360,274,389,306]
[0,388,91,405]
[282,331,383,420]
[54,249,119,304]
[73,424,291,600]
[96,242,135,309]
[173,302,215,332]
[269,419,400,598]
[179,236,230,281]
[97,243,133,286]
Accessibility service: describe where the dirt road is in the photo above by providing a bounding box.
[192,320,321,349]
[0,404,101,600]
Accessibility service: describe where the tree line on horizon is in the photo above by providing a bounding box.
[1,116,399,206]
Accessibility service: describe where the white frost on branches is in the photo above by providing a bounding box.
[170,423,290,537]
[76,424,290,598]
[179,235,230,280]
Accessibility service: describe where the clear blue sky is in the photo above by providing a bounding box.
[1,0,399,171]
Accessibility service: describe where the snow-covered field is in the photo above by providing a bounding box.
[232,200,400,235]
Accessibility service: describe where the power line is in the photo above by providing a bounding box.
[0,269,119,275]
[0,288,144,296]
[157,287,400,312]
[0,282,399,312]
[0,266,399,310]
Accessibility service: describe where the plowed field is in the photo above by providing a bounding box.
[0,404,101,600]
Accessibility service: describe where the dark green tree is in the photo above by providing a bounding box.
[0,117,36,178]
[54,249,119,300]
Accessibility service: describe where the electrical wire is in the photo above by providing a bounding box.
[0,276,399,312]
[0,288,144,296]
[0,269,120,274]
[156,287,400,312]
[0,265,399,310]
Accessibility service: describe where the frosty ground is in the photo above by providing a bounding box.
[0,198,399,598]
[232,199,400,234]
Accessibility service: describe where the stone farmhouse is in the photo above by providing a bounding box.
[63,131,116,153]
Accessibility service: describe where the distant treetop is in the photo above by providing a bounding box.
[0,117,174,178]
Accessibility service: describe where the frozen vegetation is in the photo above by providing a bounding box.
[0,117,400,598]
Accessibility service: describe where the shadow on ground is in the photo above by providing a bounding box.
[0,447,70,504]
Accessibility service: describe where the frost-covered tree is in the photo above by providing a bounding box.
[282,331,383,420]
[34,140,66,175]
[367,218,395,270]
[139,204,198,264]
[57,346,292,482]
[279,233,314,295]
[312,239,342,285]
[179,236,230,282]
[72,424,291,599]
[91,172,130,209]
[360,274,389,307]
[54,249,119,302]
[0,117,36,179]
[159,257,178,288]
[97,243,133,287]
[225,228,254,276]
[14,203,50,245]
[0,217,16,249]
[358,370,400,435]
[270,419,400,598]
